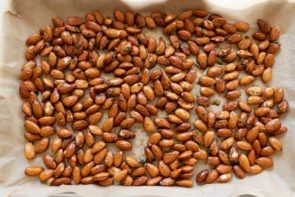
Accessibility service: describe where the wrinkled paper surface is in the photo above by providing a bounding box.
[0,0,295,196]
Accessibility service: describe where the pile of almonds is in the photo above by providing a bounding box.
[19,9,288,187]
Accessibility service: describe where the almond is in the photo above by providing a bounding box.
[24,142,35,160]
[25,165,43,176]
[24,120,41,135]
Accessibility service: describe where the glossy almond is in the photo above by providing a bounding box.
[239,154,251,172]
[268,137,282,151]
[25,165,44,176]
[114,169,128,182]
[24,142,35,160]
[115,140,132,151]
[265,119,281,133]
[24,120,41,135]
[143,117,155,133]
[255,157,273,169]
[34,138,49,153]
[102,118,114,132]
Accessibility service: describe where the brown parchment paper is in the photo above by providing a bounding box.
[0,0,295,196]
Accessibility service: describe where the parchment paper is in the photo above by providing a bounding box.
[0,0,295,196]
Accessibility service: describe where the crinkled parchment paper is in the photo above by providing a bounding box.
[0,0,295,196]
